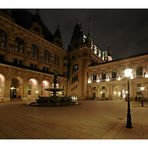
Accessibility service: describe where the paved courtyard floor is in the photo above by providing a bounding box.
[0,100,148,139]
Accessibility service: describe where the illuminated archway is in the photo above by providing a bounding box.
[10,77,23,100]
[113,86,122,100]
[0,74,5,100]
[41,80,49,97]
[28,79,38,99]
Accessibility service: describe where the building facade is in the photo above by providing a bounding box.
[87,54,148,101]
[0,10,147,102]
[0,10,68,102]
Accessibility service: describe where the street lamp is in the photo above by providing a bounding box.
[124,68,133,128]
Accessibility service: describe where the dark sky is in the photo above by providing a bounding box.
[29,9,148,60]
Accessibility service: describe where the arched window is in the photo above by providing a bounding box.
[31,44,38,58]
[0,29,7,48]
[15,37,25,53]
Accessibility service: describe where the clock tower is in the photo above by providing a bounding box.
[68,20,102,99]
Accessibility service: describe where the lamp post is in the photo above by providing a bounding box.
[124,68,133,128]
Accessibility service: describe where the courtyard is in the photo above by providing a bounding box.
[0,100,147,139]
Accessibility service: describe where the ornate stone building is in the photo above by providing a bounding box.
[0,10,68,102]
[87,54,148,101]
[0,10,147,102]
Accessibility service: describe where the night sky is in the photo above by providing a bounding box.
[29,9,148,60]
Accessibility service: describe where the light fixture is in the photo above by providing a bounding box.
[88,79,92,84]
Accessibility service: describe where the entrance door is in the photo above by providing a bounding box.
[92,92,96,99]
[10,88,16,98]
[10,77,22,100]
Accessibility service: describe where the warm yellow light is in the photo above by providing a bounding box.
[124,68,132,78]
[94,49,97,54]
[140,87,145,91]
[42,80,49,87]
[10,87,15,90]
[145,73,148,78]
[118,91,121,96]
[96,79,100,83]
[114,91,117,95]
[106,78,110,81]
[88,79,91,84]
[35,90,39,94]
[117,77,121,81]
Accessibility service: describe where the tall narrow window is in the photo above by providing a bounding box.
[31,44,38,58]
[136,67,143,77]
[93,74,97,81]
[0,29,7,48]
[15,37,25,53]
[44,50,50,62]
[102,73,106,80]
[112,71,117,79]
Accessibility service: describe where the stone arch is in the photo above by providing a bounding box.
[27,78,38,99]
[113,85,123,100]
[98,86,107,100]
[10,76,23,100]
[0,74,5,101]
[40,80,50,97]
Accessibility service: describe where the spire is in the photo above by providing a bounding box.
[33,10,41,24]
[29,10,43,37]
[68,19,84,50]
[107,46,112,57]
[53,25,63,49]
[85,16,93,48]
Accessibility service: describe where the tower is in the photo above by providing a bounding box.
[68,20,102,99]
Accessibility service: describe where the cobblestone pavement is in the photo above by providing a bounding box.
[0,100,147,139]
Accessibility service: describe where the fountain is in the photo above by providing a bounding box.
[29,73,78,106]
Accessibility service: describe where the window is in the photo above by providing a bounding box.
[28,84,32,95]
[54,55,59,65]
[112,71,117,79]
[136,67,143,77]
[43,67,48,72]
[13,59,23,66]
[92,74,97,81]
[0,29,7,48]
[15,37,25,53]
[30,63,37,69]
[44,50,50,62]
[102,73,106,80]
[31,44,38,58]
